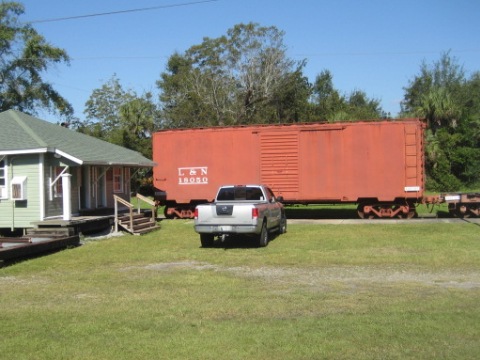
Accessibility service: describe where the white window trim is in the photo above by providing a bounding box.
[11,176,27,200]
[113,167,124,194]
[0,156,8,199]
[124,168,130,195]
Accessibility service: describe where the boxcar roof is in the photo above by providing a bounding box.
[0,110,155,167]
[152,118,424,134]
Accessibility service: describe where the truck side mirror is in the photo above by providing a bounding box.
[276,196,284,203]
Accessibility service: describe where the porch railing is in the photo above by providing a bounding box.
[113,195,134,233]
[113,194,157,234]
[135,193,156,224]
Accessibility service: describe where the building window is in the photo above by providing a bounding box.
[124,168,130,194]
[113,167,123,193]
[11,176,27,200]
[0,157,7,199]
[53,166,63,198]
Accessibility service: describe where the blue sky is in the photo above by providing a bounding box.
[20,0,480,122]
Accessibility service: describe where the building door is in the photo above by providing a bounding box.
[259,131,299,199]
[93,166,106,208]
[79,167,88,209]
[80,166,106,209]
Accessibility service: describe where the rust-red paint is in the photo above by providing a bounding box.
[152,119,425,206]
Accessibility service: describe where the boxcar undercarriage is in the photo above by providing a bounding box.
[156,194,480,220]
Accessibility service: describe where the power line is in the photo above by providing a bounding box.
[292,48,480,58]
[27,0,220,24]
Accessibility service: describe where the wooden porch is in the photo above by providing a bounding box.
[0,235,80,263]
[30,215,115,236]
[29,194,160,236]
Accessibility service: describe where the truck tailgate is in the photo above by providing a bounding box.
[197,203,258,225]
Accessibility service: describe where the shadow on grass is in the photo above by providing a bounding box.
[201,233,282,250]
[436,210,451,218]
[0,245,78,268]
[285,205,466,220]
[285,205,358,219]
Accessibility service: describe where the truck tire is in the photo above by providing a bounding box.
[258,222,269,247]
[200,234,214,248]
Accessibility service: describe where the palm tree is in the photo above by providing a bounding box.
[416,87,460,133]
[119,96,157,139]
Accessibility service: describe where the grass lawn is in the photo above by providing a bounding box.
[1,219,479,359]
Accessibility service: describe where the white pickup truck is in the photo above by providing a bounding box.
[194,185,287,247]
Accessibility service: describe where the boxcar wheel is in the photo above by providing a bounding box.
[406,210,417,219]
[258,222,269,247]
[357,203,367,219]
[200,234,214,248]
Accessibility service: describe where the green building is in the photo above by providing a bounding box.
[0,110,155,233]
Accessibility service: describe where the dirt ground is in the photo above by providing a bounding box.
[135,261,480,292]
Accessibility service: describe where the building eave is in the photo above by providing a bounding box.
[82,161,156,167]
[53,149,83,165]
[0,148,48,155]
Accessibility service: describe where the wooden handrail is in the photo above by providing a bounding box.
[114,195,133,208]
[114,195,134,233]
[136,193,155,207]
[135,193,156,223]
[114,194,157,234]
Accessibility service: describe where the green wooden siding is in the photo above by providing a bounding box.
[0,154,41,229]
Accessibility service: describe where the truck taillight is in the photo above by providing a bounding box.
[252,208,259,219]
[194,208,198,219]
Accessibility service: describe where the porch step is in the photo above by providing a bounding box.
[26,227,75,237]
[117,212,159,235]
[30,216,113,236]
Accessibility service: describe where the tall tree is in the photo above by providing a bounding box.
[118,93,158,158]
[84,74,134,135]
[263,67,313,123]
[0,2,72,116]
[401,52,464,132]
[83,75,160,158]
[157,23,308,127]
[402,53,480,190]
[312,70,382,121]
[415,87,460,133]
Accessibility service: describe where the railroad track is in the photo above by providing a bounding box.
[287,218,480,225]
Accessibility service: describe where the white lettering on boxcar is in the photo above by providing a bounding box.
[178,167,208,185]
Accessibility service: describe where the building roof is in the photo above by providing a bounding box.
[0,110,155,167]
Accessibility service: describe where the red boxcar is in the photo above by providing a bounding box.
[153,119,425,218]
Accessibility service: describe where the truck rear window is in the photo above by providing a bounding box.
[217,187,264,201]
